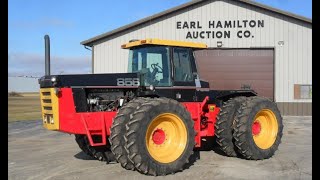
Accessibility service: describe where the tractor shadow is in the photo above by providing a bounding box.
[199,137,225,154]
[199,137,248,160]
[181,137,218,171]
[74,151,118,164]
[74,151,96,160]
[182,150,200,171]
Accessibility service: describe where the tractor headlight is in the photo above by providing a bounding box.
[51,76,59,87]
[51,76,57,82]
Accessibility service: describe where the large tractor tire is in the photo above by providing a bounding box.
[109,98,147,170]
[233,96,283,160]
[125,98,196,176]
[75,135,116,163]
[214,96,247,157]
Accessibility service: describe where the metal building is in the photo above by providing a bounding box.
[81,0,312,116]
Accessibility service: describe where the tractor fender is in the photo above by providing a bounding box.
[216,90,257,102]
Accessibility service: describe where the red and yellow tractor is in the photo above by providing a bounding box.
[39,38,283,176]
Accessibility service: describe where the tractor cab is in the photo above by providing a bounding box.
[121,39,207,88]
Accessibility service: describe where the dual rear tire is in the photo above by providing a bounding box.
[215,96,283,160]
[233,96,283,159]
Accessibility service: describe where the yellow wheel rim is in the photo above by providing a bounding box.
[145,113,187,163]
[252,109,278,149]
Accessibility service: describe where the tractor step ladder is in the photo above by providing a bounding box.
[81,115,106,146]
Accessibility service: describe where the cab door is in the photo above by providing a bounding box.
[172,47,197,102]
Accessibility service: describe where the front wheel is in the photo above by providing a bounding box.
[125,98,196,176]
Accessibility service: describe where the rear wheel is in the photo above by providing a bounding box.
[233,97,283,160]
[125,98,195,176]
[214,96,247,157]
[75,135,116,163]
[109,98,146,170]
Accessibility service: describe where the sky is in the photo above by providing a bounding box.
[8,0,312,77]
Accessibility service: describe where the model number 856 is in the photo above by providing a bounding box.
[117,78,140,86]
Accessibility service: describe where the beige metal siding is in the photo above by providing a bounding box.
[277,102,312,116]
[92,0,312,104]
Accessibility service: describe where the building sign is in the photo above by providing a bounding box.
[176,20,264,39]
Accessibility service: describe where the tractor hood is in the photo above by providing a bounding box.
[39,73,140,88]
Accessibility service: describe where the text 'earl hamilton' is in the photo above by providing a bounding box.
[176,20,265,39]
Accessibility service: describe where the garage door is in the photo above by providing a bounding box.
[194,49,274,100]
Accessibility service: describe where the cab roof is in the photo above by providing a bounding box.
[121,38,207,49]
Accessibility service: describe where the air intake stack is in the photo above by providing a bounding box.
[44,35,51,75]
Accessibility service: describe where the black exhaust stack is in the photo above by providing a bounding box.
[44,35,51,76]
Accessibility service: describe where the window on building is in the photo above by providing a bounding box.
[294,84,312,99]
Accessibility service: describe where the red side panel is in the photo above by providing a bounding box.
[182,103,201,147]
[200,104,220,137]
[182,102,220,148]
[58,88,116,146]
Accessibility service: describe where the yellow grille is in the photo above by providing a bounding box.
[40,88,59,130]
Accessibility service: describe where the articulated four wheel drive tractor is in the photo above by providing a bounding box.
[39,36,283,176]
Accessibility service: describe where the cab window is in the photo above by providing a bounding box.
[173,48,193,82]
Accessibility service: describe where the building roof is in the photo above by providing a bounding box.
[81,0,312,46]
[121,38,207,49]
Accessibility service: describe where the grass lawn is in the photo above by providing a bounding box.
[8,93,42,122]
